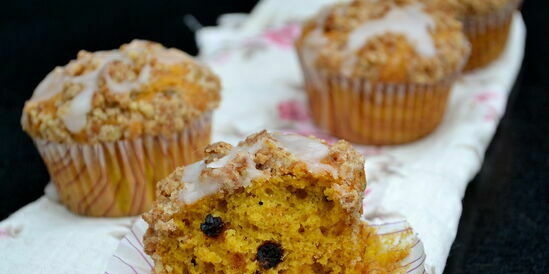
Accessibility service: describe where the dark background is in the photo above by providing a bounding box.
[1,1,547,273]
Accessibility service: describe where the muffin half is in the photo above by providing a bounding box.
[144,131,419,273]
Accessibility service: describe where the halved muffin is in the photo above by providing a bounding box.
[143,131,419,273]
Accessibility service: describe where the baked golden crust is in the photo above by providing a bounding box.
[295,0,470,83]
[22,40,221,144]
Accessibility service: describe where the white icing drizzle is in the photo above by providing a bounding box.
[273,133,334,174]
[104,63,151,94]
[179,142,264,204]
[346,4,436,57]
[30,67,65,102]
[61,51,134,132]
[179,161,219,204]
[178,132,336,204]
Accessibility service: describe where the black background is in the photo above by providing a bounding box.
[0,1,547,273]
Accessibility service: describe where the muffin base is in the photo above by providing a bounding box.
[299,67,458,145]
[462,0,522,71]
[34,113,212,217]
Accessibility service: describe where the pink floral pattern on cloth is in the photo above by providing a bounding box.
[474,91,504,121]
[0,226,21,239]
[277,99,309,122]
[204,22,302,63]
[262,23,301,49]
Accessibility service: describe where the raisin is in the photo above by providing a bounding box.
[200,214,225,238]
[258,201,264,205]
[256,241,284,269]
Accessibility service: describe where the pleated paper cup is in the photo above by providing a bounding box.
[34,113,212,217]
[297,48,461,145]
[462,0,522,71]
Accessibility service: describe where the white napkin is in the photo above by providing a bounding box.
[0,0,525,273]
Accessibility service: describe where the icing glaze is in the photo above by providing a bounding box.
[178,132,335,204]
[346,4,436,57]
[179,161,219,204]
[179,142,264,204]
[30,67,65,102]
[273,133,335,174]
[61,51,131,132]
[104,64,151,94]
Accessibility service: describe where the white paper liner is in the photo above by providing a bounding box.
[104,218,427,274]
[297,67,459,145]
[34,113,212,217]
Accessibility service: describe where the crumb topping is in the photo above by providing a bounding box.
[158,131,365,212]
[296,0,470,83]
[22,40,221,143]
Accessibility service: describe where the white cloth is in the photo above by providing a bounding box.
[0,0,525,273]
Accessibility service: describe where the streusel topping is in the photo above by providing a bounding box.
[22,40,221,143]
[296,0,470,83]
[155,131,366,213]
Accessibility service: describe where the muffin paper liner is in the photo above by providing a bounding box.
[34,113,212,217]
[104,218,427,274]
[462,0,522,71]
[295,50,460,145]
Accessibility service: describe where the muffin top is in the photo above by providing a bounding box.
[427,0,519,17]
[21,40,221,144]
[296,0,470,83]
[154,130,366,213]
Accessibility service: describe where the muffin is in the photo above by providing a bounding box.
[429,0,522,71]
[295,0,470,145]
[21,40,221,217]
[143,131,421,273]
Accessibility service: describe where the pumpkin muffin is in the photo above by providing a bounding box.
[21,40,221,217]
[143,131,422,274]
[295,0,470,145]
[428,0,522,71]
